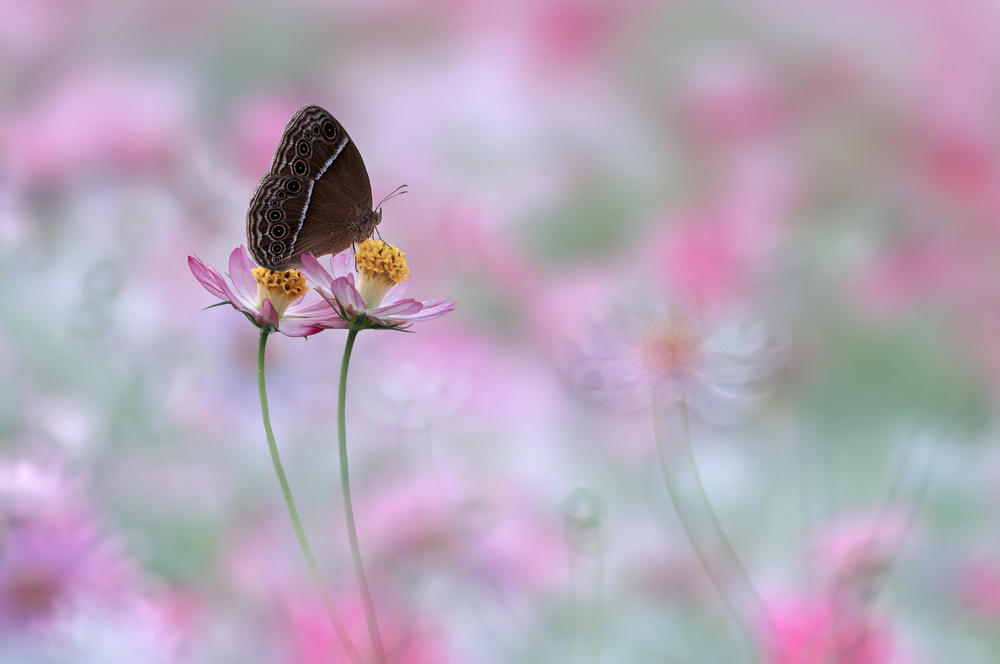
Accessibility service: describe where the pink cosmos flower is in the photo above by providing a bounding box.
[280,593,448,664]
[849,241,974,317]
[958,556,1000,621]
[676,57,786,146]
[559,302,788,424]
[808,507,914,596]
[300,240,456,330]
[759,595,899,664]
[188,246,343,337]
[2,69,191,186]
[356,468,568,595]
[0,461,132,630]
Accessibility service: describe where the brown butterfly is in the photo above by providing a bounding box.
[246,104,396,270]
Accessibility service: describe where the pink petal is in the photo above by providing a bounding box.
[277,320,328,337]
[396,301,457,322]
[288,298,336,316]
[314,315,350,330]
[229,246,260,303]
[329,250,357,279]
[418,297,452,309]
[283,296,348,332]
[189,253,261,313]
[300,253,335,291]
[381,280,409,305]
[188,255,230,301]
[259,298,280,328]
[371,299,424,317]
[328,276,366,313]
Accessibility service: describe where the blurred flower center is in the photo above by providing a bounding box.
[251,267,308,317]
[4,562,62,618]
[639,319,703,376]
[355,239,409,308]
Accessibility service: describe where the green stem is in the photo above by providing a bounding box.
[679,405,770,626]
[256,329,362,664]
[653,401,764,663]
[339,325,387,664]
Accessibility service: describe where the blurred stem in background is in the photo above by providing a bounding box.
[338,322,387,664]
[256,328,363,664]
[562,487,607,664]
[653,401,771,664]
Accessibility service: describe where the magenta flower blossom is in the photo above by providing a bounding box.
[300,240,456,330]
[188,246,343,337]
[958,556,1000,621]
[808,507,914,594]
[0,461,132,631]
[758,595,900,664]
[281,592,448,664]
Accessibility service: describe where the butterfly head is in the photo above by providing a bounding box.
[363,184,405,242]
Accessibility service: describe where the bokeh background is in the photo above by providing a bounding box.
[2,0,1000,661]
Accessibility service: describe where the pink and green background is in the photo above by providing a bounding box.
[2,0,999,661]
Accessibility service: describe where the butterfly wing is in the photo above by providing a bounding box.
[246,104,375,270]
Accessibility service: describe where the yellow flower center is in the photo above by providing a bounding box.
[354,239,409,308]
[252,267,308,317]
[639,319,703,376]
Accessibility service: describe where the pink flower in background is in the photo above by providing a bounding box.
[677,57,786,146]
[808,508,914,595]
[647,182,796,311]
[188,246,341,337]
[524,0,619,70]
[0,461,132,630]
[0,0,89,61]
[759,596,897,664]
[232,95,308,178]
[358,476,464,564]
[301,241,456,329]
[623,531,720,607]
[559,302,787,423]
[653,221,748,308]
[919,130,999,205]
[342,326,561,442]
[958,556,1000,622]
[442,208,541,295]
[281,594,448,664]
[7,0,1000,659]
[1,69,192,186]
[357,469,567,595]
[850,241,975,316]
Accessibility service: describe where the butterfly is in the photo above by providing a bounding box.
[245,104,394,271]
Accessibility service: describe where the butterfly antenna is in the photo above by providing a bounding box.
[376,184,408,210]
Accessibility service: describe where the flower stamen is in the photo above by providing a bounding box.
[252,267,308,317]
[354,239,409,308]
[639,318,704,376]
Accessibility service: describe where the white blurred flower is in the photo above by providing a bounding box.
[560,303,788,424]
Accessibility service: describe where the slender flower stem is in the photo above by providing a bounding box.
[338,324,387,664]
[256,329,362,664]
[653,401,766,664]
